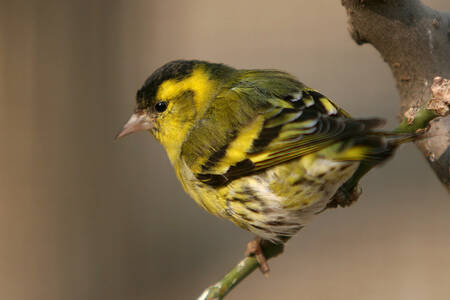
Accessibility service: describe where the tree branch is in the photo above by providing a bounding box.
[342,0,450,189]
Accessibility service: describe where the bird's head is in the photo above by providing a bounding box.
[116,60,234,156]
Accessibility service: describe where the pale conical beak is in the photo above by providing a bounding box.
[115,112,154,140]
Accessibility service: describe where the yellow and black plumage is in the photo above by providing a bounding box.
[117,60,404,243]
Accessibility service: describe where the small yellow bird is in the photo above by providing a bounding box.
[117,60,410,272]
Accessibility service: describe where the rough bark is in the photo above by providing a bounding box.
[342,0,450,189]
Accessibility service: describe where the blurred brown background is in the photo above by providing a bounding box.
[1,0,449,299]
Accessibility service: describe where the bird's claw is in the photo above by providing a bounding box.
[245,237,270,276]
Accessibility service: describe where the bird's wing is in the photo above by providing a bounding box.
[187,72,383,186]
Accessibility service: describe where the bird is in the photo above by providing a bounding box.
[116,60,412,273]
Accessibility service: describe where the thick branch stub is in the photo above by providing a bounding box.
[342,0,450,189]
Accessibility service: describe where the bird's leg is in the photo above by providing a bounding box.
[327,184,362,209]
[245,237,270,275]
[324,161,375,211]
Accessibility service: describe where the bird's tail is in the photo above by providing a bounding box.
[329,118,422,163]
[372,128,425,160]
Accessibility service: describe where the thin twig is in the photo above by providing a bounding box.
[198,241,284,300]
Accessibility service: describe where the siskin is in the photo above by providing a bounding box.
[117,60,411,272]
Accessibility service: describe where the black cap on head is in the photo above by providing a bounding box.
[136,60,203,110]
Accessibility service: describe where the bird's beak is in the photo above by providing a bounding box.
[115,112,154,140]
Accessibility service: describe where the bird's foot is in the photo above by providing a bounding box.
[316,184,362,215]
[245,237,270,276]
[327,184,362,209]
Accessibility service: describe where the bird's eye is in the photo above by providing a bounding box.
[154,101,168,113]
